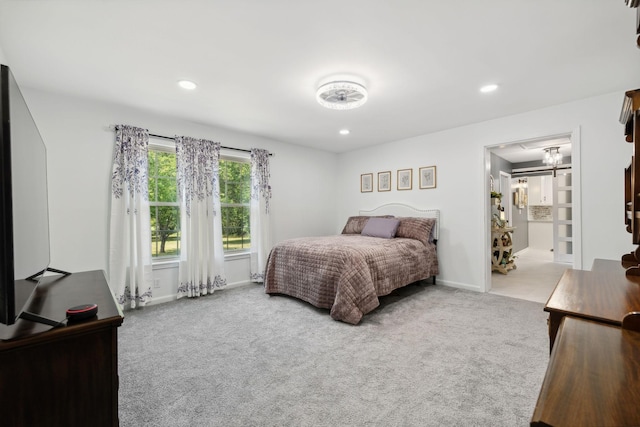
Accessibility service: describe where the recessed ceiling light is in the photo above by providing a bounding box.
[339,129,350,135]
[178,80,197,90]
[480,84,498,93]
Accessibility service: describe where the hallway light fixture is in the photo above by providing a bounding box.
[514,179,527,209]
[543,147,563,176]
[316,81,368,110]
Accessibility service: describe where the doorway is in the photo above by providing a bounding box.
[484,130,582,302]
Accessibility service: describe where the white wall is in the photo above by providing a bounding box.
[338,91,634,292]
[19,88,338,302]
[14,82,637,299]
[0,41,6,64]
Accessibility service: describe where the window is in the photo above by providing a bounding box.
[219,159,251,252]
[147,148,251,258]
[148,148,180,258]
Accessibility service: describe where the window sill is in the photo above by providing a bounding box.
[224,251,250,261]
[151,251,249,267]
[152,259,179,270]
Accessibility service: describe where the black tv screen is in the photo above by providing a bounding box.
[0,64,51,326]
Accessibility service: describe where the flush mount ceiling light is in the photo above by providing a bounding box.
[316,81,368,110]
[178,80,197,90]
[339,129,350,135]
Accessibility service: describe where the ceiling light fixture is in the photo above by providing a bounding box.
[543,147,563,176]
[178,80,197,90]
[316,81,368,110]
[339,129,350,135]
[480,84,498,93]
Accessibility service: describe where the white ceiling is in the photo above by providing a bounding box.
[491,135,572,164]
[0,1,638,154]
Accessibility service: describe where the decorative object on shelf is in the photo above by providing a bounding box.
[513,178,527,209]
[360,173,373,193]
[377,171,391,192]
[491,191,506,223]
[491,225,517,274]
[491,191,502,205]
[543,147,563,176]
[419,166,437,189]
[316,81,368,110]
[623,0,639,47]
[620,88,640,277]
[397,168,413,190]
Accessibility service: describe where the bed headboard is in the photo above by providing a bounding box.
[359,203,440,242]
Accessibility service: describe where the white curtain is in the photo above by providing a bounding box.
[109,125,153,309]
[250,148,272,282]
[175,136,227,297]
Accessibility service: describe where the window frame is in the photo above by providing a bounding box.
[218,153,252,254]
[148,143,181,261]
[147,143,252,262]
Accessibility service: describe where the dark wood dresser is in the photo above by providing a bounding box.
[531,316,640,426]
[0,270,124,427]
[544,259,640,351]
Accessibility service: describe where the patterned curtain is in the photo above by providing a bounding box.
[250,148,272,282]
[109,125,153,309]
[175,136,227,297]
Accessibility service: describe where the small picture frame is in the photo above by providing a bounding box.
[419,166,436,189]
[361,173,373,193]
[397,169,413,191]
[378,171,391,192]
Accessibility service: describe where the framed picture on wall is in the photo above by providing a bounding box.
[378,171,391,192]
[397,169,413,190]
[419,166,436,189]
[361,173,373,193]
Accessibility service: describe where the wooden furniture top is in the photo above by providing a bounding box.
[0,270,123,343]
[591,258,629,273]
[531,316,640,426]
[544,259,640,326]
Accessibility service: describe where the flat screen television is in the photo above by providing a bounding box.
[0,64,63,327]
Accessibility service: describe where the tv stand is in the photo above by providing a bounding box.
[18,309,64,327]
[0,270,123,427]
[25,265,71,282]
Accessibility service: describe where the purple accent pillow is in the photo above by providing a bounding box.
[361,217,401,239]
[341,215,394,234]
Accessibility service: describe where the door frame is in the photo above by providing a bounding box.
[483,128,582,292]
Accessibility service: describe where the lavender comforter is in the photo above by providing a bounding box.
[263,234,438,324]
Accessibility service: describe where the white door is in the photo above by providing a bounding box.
[553,170,573,263]
[499,171,512,225]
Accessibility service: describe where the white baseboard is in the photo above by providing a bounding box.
[144,279,482,308]
[436,279,483,293]
[145,280,255,307]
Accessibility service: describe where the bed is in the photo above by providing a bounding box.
[263,204,439,324]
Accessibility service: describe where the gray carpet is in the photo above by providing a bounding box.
[118,282,549,426]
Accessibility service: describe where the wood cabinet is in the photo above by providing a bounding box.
[622,89,640,274]
[0,270,123,427]
[527,175,553,206]
[531,316,640,427]
[543,259,640,351]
